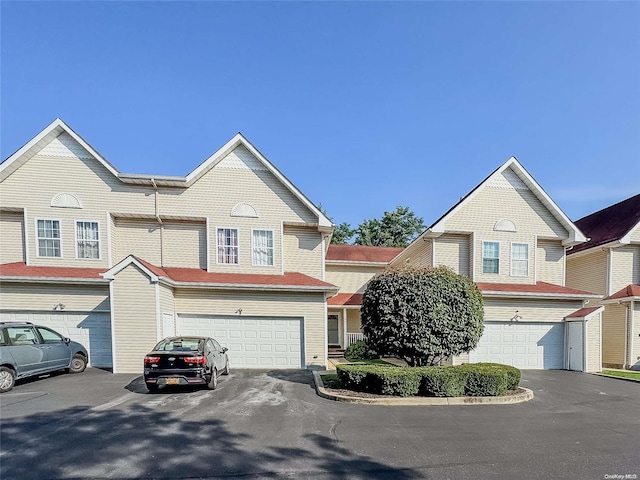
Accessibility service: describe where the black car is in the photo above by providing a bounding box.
[143,336,229,392]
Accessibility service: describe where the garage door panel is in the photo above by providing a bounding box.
[470,322,564,369]
[178,315,303,369]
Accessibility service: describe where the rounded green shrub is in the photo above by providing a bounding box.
[344,340,377,361]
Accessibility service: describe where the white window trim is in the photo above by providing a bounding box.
[215,227,240,266]
[35,218,63,259]
[251,228,275,267]
[481,240,499,274]
[510,242,529,277]
[75,220,101,261]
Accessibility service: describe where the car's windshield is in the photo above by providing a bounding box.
[154,338,202,352]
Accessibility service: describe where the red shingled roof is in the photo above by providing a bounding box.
[133,257,336,289]
[477,281,599,297]
[0,262,106,280]
[571,193,640,254]
[565,306,603,318]
[327,293,364,306]
[326,245,403,263]
[604,284,640,301]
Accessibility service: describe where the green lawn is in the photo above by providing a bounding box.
[601,370,640,380]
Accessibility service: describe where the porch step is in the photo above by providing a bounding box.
[328,345,345,358]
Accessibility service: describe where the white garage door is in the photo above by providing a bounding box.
[0,311,112,368]
[178,315,303,369]
[469,322,565,369]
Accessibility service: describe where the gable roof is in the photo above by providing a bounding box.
[393,157,586,264]
[102,256,338,293]
[326,245,404,264]
[1,119,332,230]
[602,284,640,303]
[569,193,640,255]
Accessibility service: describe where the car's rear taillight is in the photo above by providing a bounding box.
[144,356,160,364]
[184,356,206,364]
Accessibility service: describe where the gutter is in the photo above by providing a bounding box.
[480,291,602,301]
[0,276,109,285]
[157,277,338,294]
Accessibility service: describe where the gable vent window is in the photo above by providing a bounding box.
[511,243,529,277]
[37,219,61,257]
[482,241,499,274]
[252,230,274,266]
[51,193,82,209]
[76,221,100,259]
[494,219,516,232]
[231,203,258,218]
[217,228,239,264]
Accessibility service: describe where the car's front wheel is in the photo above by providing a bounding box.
[68,354,87,374]
[208,368,218,390]
[0,366,16,393]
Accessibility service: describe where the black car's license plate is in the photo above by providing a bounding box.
[166,378,179,385]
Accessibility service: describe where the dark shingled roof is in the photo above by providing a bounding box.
[570,193,640,254]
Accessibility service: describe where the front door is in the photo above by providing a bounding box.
[327,314,339,345]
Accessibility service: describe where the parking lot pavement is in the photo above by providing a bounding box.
[1,368,639,479]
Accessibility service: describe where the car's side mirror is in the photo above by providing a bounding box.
[222,347,228,353]
[64,337,71,344]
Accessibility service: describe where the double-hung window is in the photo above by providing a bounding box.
[76,221,100,259]
[37,219,61,257]
[511,243,529,277]
[482,241,499,274]
[252,230,274,266]
[217,228,239,264]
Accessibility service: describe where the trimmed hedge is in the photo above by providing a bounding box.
[335,363,521,397]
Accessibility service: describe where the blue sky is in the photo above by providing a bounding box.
[2,1,639,229]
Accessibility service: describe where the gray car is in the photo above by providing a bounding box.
[0,322,89,393]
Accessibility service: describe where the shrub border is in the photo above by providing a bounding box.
[313,371,534,405]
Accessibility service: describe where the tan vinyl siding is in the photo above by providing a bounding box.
[163,221,206,269]
[112,264,158,373]
[536,240,564,285]
[0,283,109,311]
[632,303,640,370]
[610,246,640,293]
[435,234,470,276]
[174,289,326,369]
[586,314,601,373]
[602,304,627,367]
[390,238,432,268]
[0,135,155,268]
[443,170,568,285]
[325,264,382,294]
[283,226,323,279]
[159,283,175,315]
[0,211,25,264]
[630,226,640,242]
[346,309,362,333]
[0,137,322,277]
[108,214,116,267]
[114,218,161,265]
[453,353,470,365]
[566,250,608,295]
[483,298,584,322]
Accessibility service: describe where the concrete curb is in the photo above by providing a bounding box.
[593,373,640,384]
[313,371,534,406]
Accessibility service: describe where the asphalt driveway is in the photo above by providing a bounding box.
[1,368,638,479]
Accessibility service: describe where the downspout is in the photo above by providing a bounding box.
[629,301,634,369]
[622,302,629,369]
[151,178,163,267]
